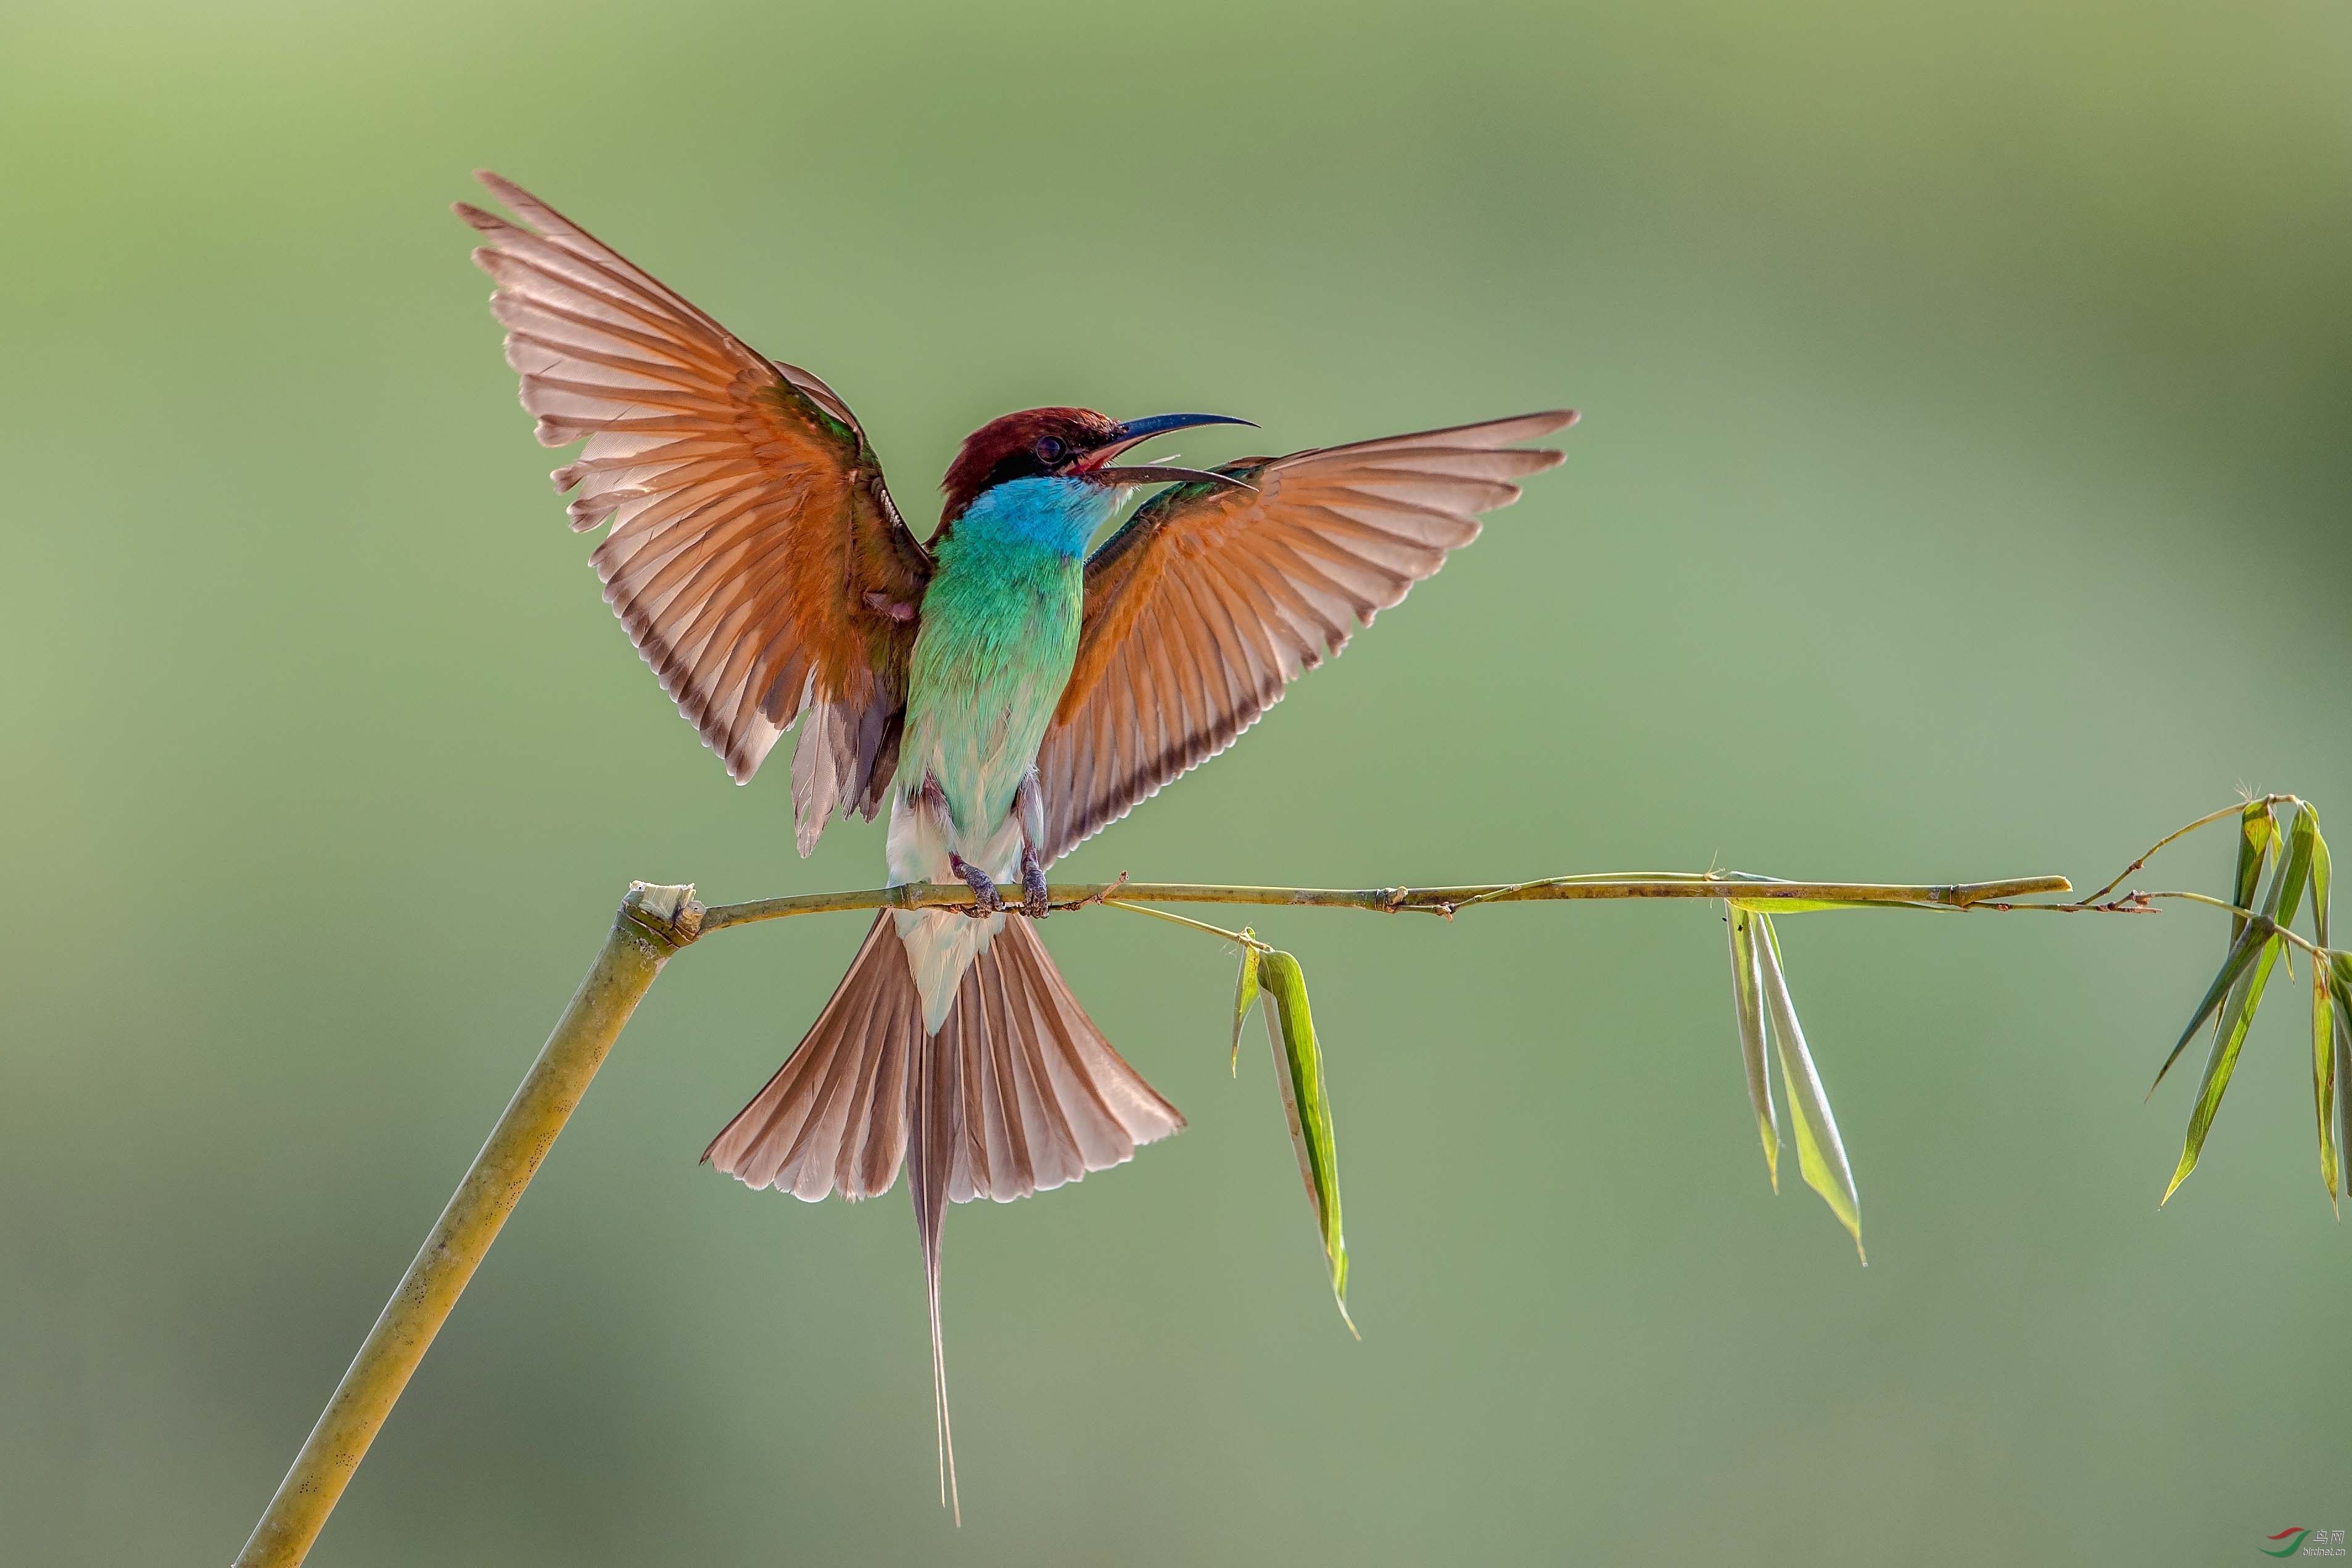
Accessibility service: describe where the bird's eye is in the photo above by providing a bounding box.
[1034,436,1067,464]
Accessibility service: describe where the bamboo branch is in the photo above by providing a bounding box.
[2073,794,2298,908]
[234,862,2129,1565]
[232,884,700,1568]
[695,871,2075,933]
[236,787,2352,1565]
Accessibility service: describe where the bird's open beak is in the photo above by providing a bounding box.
[1082,412,1256,491]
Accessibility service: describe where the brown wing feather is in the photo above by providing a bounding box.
[458,172,929,845]
[1034,411,1575,864]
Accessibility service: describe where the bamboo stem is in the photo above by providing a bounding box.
[695,872,2074,933]
[2073,794,2298,908]
[232,865,2088,1563]
[234,864,2069,1564]
[232,883,701,1568]
[231,794,2342,1564]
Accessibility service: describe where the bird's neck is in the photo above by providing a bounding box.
[951,476,1124,559]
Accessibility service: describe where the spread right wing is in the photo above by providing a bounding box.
[1033,412,1575,864]
[458,171,931,849]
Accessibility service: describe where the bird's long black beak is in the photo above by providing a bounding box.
[1084,412,1256,492]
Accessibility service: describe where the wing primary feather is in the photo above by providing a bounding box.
[1038,412,1572,864]
[461,172,931,822]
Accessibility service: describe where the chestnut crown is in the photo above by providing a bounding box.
[938,407,1126,524]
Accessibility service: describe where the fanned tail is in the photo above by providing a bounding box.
[702,912,915,1200]
[704,912,1185,1519]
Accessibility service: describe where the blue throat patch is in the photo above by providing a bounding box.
[952,476,1123,559]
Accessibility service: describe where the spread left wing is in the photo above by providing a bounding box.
[1033,411,1575,864]
[458,172,932,851]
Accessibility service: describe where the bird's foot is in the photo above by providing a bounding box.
[948,854,1005,915]
[1018,846,1050,919]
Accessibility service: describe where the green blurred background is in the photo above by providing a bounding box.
[5,1,2349,1562]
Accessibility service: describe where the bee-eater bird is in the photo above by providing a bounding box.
[458,171,1572,1516]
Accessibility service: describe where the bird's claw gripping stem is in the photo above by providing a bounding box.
[1019,845,1050,919]
[948,853,1005,916]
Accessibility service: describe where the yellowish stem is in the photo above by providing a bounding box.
[232,884,699,1568]
[696,872,2073,933]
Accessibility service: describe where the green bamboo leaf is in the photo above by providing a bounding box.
[2162,833,2308,1199]
[2336,997,2352,1204]
[2227,799,2279,950]
[2154,832,2305,1203]
[1725,906,1779,1192]
[2309,813,2335,1205]
[2313,966,2338,1215]
[2305,805,2330,949]
[1229,935,1260,1077]
[2162,930,2284,1204]
[1256,948,1356,1336]
[2275,804,2317,940]
[2334,956,2352,1201]
[2150,927,2266,1094]
[1752,914,1864,1262]
[1726,897,1888,914]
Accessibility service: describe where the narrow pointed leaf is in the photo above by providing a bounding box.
[2335,997,2352,1203]
[2162,931,2283,1203]
[2334,955,2352,1200]
[2183,800,2286,1115]
[1229,936,1260,1077]
[1725,906,1779,1191]
[2313,966,2338,1215]
[1752,915,1864,1261]
[2275,804,2317,941]
[2163,837,2303,1198]
[2151,928,2266,1093]
[2228,800,2278,950]
[2305,805,2330,949]
[1256,949,1356,1335]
